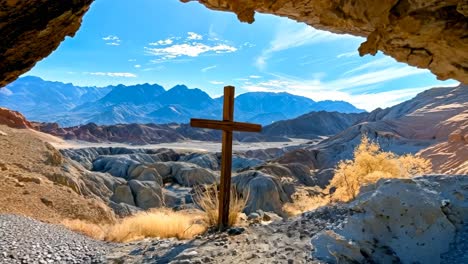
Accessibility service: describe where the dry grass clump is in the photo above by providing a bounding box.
[105,208,206,242]
[282,187,329,216]
[328,136,432,202]
[62,208,207,243]
[61,219,107,240]
[194,184,247,227]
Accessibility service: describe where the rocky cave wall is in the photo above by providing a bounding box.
[183,0,468,83]
[0,0,467,87]
[0,0,93,87]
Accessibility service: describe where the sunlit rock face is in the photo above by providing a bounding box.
[0,0,93,87]
[182,0,468,83]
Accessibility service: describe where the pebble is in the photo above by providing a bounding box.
[0,214,112,264]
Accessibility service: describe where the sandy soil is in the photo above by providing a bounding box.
[0,125,114,224]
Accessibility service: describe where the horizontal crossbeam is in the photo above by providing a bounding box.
[190,118,262,133]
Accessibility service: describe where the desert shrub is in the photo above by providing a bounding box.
[194,184,247,228]
[62,219,107,240]
[105,208,206,242]
[282,187,329,216]
[62,208,206,243]
[328,136,432,202]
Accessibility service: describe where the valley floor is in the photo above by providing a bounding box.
[50,138,315,152]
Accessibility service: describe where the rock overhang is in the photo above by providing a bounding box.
[0,0,467,87]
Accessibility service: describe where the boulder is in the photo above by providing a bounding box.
[150,162,172,181]
[92,156,139,179]
[129,165,163,185]
[181,153,219,170]
[109,202,141,217]
[312,168,335,188]
[128,180,163,210]
[311,175,468,263]
[170,162,219,187]
[111,185,135,206]
[232,171,291,215]
[232,155,263,171]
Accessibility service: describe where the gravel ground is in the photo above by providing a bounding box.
[2,209,466,264]
[0,214,113,264]
[106,206,351,264]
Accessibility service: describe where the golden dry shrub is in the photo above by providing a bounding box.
[194,184,247,227]
[62,208,207,243]
[328,136,432,202]
[61,219,107,240]
[282,187,329,216]
[105,208,206,242]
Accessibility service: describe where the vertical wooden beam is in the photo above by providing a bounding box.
[218,86,235,230]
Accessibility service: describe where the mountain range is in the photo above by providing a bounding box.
[0,76,365,126]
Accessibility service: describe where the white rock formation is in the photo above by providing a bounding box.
[311,175,468,263]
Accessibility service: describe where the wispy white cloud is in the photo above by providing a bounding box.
[141,66,165,72]
[256,21,361,69]
[87,72,137,78]
[241,58,457,111]
[187,32,203,40]
[149,38,174,46]
[134,64,141,68]
[145,43,237,60]
[337,51,358,58]
[343,57,393,76]
[201,65,217,72]
[103,35,121,46]
[145,32,237,63]
[209,81,224,85]
[128,59,136,62]
[249,75,262,79]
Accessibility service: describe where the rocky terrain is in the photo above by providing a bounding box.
[275,84,468,172]
[1,175,466,263]
[0,122,115,225]
[0,214,113,264]
[32,110,366,145]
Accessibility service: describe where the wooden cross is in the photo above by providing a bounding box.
[190,86,262,230]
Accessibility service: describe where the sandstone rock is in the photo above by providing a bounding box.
[44,142,63,166]
[45,172,83,194]
[2,0,466,90]
[233,171,291,215]
[12,174,42,185]
[109,202,141,217]
[40,197,53,207]
[311,175,468,263]
[0,0,93,86]
[0,108,31,129]
[128,180,163,210]
[183,0,468,83]
[111,185,135,206]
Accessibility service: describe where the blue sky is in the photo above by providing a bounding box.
[26,0,459,111]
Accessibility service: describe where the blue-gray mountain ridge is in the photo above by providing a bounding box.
[0,76,365,126]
